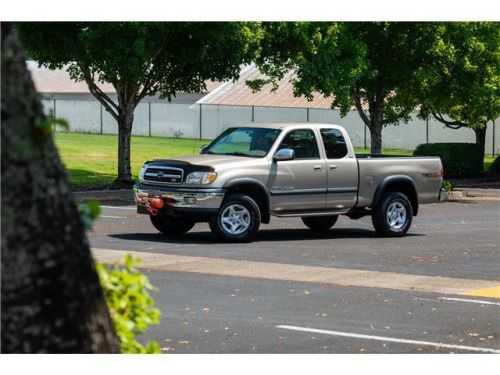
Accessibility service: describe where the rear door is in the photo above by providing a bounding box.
[319,128,358,210]
[269,128,327,212]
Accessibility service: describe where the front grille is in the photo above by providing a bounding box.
[143,166,183,184]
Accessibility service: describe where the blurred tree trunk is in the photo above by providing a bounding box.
[1,23,118,353]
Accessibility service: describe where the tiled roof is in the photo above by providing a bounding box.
[27,61,222,95]
[198,65,362,110]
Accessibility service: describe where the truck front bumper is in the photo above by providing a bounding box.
[133,183,225,217]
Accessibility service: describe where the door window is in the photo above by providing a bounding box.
[278,129,319,159]
[320,128,348,159]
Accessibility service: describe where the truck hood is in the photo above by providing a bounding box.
[147,154,256,170]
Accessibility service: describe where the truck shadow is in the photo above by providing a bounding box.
[109,227,425,245]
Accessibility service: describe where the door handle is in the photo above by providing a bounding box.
[329,165,338,170]
[313,165,323,171]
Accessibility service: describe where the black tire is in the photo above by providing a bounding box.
[209,193,261,242]
[372,192,413,237]
[301,215,338,232]
[150,214,195,236]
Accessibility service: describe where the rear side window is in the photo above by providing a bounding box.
[320,128,348,159]
[278,129,319,159]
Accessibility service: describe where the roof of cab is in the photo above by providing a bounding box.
[233,122,343,130]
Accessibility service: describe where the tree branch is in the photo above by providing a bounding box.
[351,86,371,127]
[77,64,119,121]
[431,109,466,130]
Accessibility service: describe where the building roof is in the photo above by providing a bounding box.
[198,65,362,110]
[27,61,222,95]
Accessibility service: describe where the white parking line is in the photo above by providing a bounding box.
[438,297,500,306]
[100,215,127,219]
[276,325,500,354]
[100,205,136,210]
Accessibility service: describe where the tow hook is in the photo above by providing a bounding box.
[146,197,164,216]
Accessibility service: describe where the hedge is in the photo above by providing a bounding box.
[413,143,483,179]
[491,156,500,175]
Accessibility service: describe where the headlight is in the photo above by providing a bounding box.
[185,171,217,184]
[138,163,148,181]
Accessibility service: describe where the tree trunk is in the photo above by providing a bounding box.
[369,100,384,154]
[474,126,487,157]
[1,23,118,353]
[113,103,134,188]
[369,125,383,155]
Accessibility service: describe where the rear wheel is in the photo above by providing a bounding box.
[301,215,338,232]
[372,192,413,237]
[150,214,195,236]
[209,193,261,242]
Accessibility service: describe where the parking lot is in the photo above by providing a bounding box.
[91,198,500,353]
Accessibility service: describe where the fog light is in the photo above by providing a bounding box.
[184,196,197,205]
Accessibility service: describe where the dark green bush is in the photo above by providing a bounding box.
[413,143,483,179]
[490,156,500,175]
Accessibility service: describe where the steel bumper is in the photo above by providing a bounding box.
[134,183,225,214]
[438,188,449,202]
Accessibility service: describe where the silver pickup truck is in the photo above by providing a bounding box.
[134,123,446,242]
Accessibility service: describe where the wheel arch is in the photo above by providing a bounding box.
[223,178,271,223]
[372,175,419,216]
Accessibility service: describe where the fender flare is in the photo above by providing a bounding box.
[223,178,271,223]
[372,175,419,216]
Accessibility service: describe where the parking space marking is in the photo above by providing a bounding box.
[100,215,127,219]
[92,248,500,297]
[276,325,500,353]
[438,297,500,306]
[462,286,500,299]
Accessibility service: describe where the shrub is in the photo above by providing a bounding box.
[442,180,455,192]
[413,143,483,179]
[490,156,500,175]
[96,255,161,353]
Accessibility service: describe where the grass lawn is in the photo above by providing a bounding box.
[54,132,207,186]
[54,132,497,187]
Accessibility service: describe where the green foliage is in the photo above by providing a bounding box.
[77,200,101,230]
[250,22,441,153]
[441,180,455,192]
[96,255,161,354]
[413,143,483,179]
[33,110,69,140]
[490,156,500,175]
[405,22,500,136]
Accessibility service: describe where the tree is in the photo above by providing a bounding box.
[17,22,258,186]
[1,23,118,353]
[249,22,433,154]
[406,22,500,156]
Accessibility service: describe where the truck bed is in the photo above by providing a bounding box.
[355,154,443,208]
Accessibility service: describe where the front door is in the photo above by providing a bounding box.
[319,128,358,210]
[269,128,327,212]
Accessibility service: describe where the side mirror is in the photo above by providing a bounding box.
[199,144,208,154]
[273,148,295,162]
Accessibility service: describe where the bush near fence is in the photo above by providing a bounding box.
[413,143,483,179]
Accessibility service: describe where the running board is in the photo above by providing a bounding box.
[271,209,350,218]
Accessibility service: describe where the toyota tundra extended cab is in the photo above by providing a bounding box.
[134,123,446,242]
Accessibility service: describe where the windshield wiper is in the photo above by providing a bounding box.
[201,150,219,155]
[222,152,256,158]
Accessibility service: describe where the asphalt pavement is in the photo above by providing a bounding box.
[90,198,500,353]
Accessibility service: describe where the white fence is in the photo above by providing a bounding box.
[42,99,499,155]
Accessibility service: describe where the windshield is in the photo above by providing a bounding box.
[201,127,281,158]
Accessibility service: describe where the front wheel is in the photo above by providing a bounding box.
[150,214,195,236]
[209,193,261,242]
[301,215,338,232]
[372,192,413,237]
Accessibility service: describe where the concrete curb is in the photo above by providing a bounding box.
[72,189,133,202]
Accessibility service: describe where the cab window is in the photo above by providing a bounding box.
[320,128,348,159]
[278,129,319,159]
